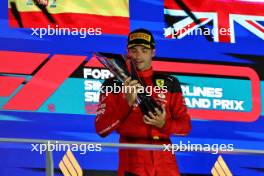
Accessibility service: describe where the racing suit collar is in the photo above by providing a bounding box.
[137,67,153,78]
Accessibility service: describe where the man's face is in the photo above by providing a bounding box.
[127,45,155,71]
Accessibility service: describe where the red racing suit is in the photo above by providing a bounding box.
[95,68,191,176]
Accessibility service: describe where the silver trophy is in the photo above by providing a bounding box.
[95,52,129,82]
[95,52,162,115]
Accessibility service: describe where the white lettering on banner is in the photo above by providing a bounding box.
[84,80,102,91]
[181,85,223,98]
[84,68,114,103]
[181,85,245,111]
[83,68,113,79]
[213,99,244,111]
[85,92,100,102]
[185,98,211,108]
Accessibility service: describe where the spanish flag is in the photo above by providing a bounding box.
[8,0,130,35]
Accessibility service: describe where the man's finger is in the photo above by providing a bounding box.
[126,83,141,94]
[154,108,162,116]
[128,80,139,86]
[143,115,150,123]
[143,116,152,124]
[144,115,156,123]
[148,112,156,119]
[124,77,131,86]
[130,83,141,88]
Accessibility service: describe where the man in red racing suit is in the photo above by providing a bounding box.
[95,28,191,176]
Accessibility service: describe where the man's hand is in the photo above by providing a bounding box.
[124,77,141,107]
[143,104,166,128]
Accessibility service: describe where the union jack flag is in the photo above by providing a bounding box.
[164,0,264,43]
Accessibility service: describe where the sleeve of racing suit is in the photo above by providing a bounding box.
[159,78,191,136]
[95,79,132,137]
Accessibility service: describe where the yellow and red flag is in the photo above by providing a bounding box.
[8,0,130,35]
